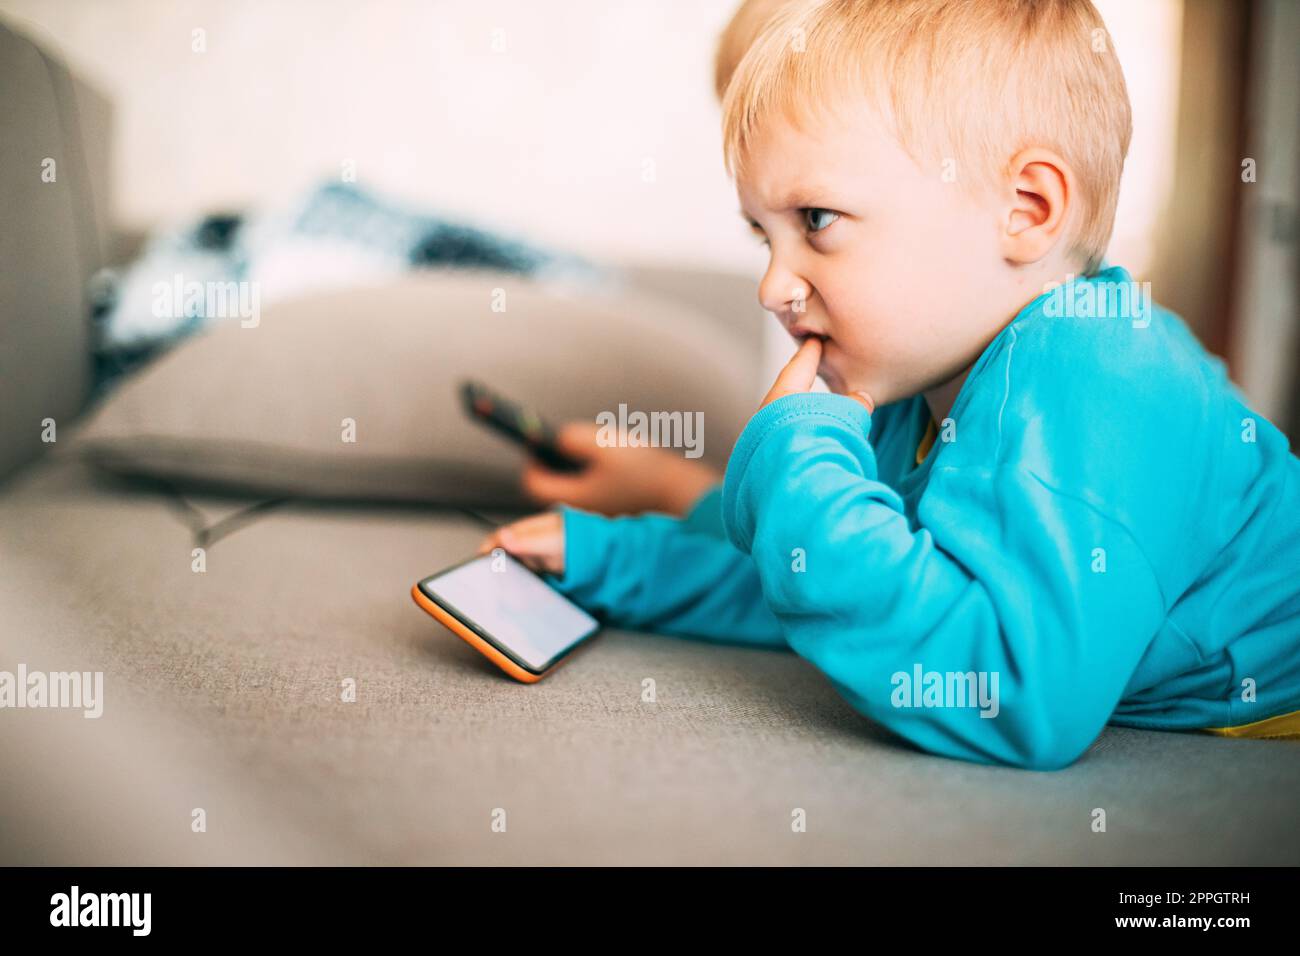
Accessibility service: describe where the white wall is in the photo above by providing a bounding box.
[1,0,1185,384]
[1,0,758,270]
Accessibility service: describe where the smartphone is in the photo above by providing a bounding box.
[411,552,600,682]
[460,380,584,472]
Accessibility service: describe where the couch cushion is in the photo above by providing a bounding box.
[3,457,1299,864]
[0,22,101,485]
[71,269,762,507]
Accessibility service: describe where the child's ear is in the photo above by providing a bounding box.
[1001,148,1074,265]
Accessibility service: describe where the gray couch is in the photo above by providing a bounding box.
[3,20,1298,866]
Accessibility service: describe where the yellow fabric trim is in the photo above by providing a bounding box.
[1203,708,1300,739]
[916,416,938,466]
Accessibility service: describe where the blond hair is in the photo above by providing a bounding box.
[720,0,1133,274]
[714,0,820,101]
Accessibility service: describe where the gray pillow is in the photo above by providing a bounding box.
[70,269,763,508]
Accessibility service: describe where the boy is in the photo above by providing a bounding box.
[482,0,1300,769]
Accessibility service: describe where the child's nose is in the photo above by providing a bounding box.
[758,265,811,316]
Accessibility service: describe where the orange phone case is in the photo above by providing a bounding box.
[411,582,577,683]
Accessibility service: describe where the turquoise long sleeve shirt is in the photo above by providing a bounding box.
[550,267,1300,770]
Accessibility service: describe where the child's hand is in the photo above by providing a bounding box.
[521,421,721,517]
[477,511,565,576]
[759,336,874,413]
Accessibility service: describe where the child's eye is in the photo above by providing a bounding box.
[803,208,839,233]
[748,223,770,247]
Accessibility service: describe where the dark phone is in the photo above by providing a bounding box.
[459,380,584,473]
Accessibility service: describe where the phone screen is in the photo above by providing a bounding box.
[419,553,599,672]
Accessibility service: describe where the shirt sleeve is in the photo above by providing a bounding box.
[547,499,786,649]
[722,392,1167,769]
[679,484,729,539]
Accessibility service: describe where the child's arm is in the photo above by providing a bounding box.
[723,391,1167,770]
[554,505,786,646]
[519,422,722,518]
[480,496,786,648]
